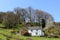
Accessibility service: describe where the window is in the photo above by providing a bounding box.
[36,32,38,35]
[36,29,38,31]
[31,29,33,32]
[36,29,38,35]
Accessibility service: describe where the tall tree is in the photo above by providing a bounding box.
[27,7,34,23]
[0,12,6,23]
[35,10,44,26]
[14,7,27,24]
[2,11,18,28]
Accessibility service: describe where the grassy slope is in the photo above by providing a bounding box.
[18,36,60,40]
[0,29,60,40]
[0,23,60,40]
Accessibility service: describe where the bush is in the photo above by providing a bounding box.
[30,22,40,26]
[44,26,60,38]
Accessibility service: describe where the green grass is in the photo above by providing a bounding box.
[0,29,11,40]
[18,36,60,40]
[0,23,5,27]
[0,29,60,40]
[0,34,6,40]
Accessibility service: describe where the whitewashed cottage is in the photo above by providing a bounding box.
[28,27,44,36]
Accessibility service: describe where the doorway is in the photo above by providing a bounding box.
[41,19,46,29]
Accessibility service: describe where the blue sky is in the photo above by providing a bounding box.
[0,0,60,22]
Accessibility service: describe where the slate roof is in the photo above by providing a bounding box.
[28,26,42,30]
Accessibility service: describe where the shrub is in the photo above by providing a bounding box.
[44,26,60,38]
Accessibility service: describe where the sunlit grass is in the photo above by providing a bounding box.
[0,29,60,40]
[0,23,5,27]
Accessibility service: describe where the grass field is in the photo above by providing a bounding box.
[17,36,60,40]
[0,29,60,40]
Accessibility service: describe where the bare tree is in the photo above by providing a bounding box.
[35,10,44,26]
[14,7,28,23]
[27,7,34,23]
